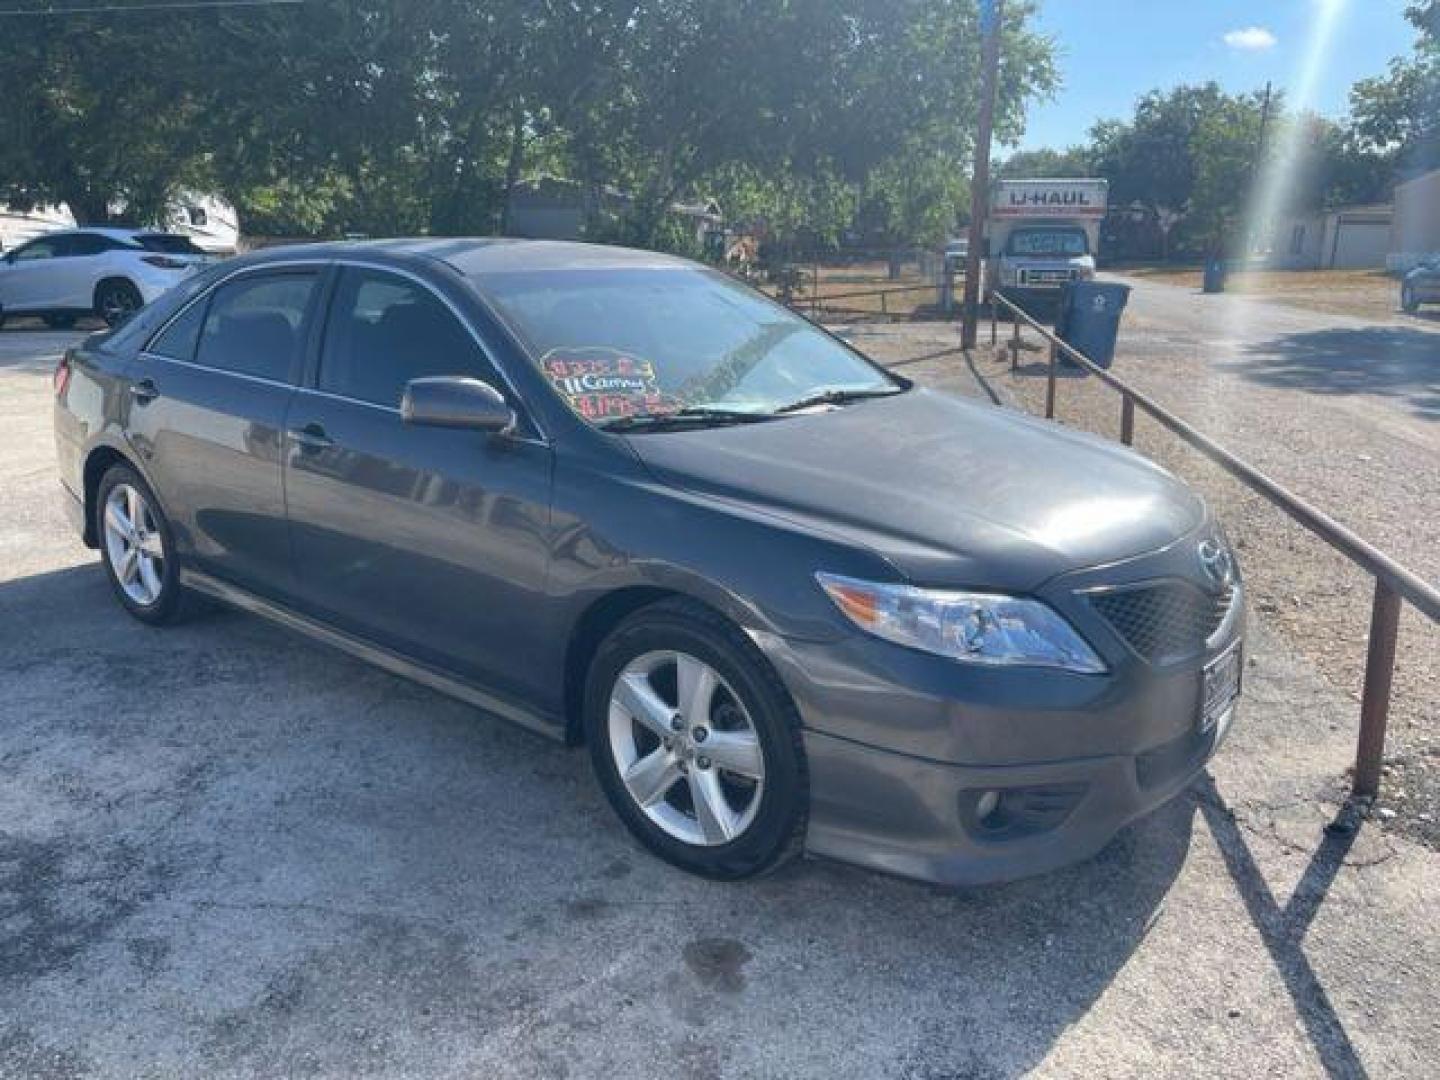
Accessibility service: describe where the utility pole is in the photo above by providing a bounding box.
[961,0,1003,349]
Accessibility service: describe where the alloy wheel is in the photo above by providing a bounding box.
[607,650,766,846]
[102,483,166,606]
[100,285,139,324]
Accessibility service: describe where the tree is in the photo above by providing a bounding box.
[996,147,1092,179]
[1350,1,1440,172]
[0,0,1059,250]
[1085,84,1245,258]
[1187,91,1267,254]
[0,9,213,223]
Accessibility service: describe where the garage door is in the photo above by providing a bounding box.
[1329,218,1390,269]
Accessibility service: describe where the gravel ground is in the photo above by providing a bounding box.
[4,324,1440,1077]
[847,288,1440,851]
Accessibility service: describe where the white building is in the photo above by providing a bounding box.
[1271,204,1393,271]
[0,203,75,251]
[1389,168,1440,272]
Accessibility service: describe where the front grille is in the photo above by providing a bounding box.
[1088,580,1234,663]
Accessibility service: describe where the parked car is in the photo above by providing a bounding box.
[1400,255,1440,313]
[53,239,1245,886]
[0,227,208,329]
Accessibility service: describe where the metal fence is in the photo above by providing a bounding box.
[990,292,1440,800]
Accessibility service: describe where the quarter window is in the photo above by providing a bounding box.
[195,272,317,383]
[319,268,497,408]
[70,233,124,256]
[148,298,209,362]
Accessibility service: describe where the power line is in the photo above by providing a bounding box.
[0,0,303,16]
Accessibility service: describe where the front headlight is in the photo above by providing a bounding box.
[816,572,1106,674]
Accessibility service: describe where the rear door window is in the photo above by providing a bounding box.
[194,272,318,383]
[318,267,497,408]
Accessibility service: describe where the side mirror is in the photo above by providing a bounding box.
[401,376,516,434]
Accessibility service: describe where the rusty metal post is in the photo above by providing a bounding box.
[881,291,888,317]
[1044,345,1058,419]
[1354,581,1402,797]
[1010,316,1019,370]
[1120,395,1135,446]
[990,297,998,346]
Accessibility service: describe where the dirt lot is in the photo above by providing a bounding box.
[1123,266,1412,324]
[3,323,1439,1077]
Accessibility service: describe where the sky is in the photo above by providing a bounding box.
[1015,0,1422,151]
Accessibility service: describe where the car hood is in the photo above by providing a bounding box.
[628,388,1205,591]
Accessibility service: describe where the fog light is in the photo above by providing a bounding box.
[975,790,1000,822]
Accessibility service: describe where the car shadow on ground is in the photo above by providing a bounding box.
[1194,775,1371,1080]
[0,563,1364,1075]
[1232,327,1440,421]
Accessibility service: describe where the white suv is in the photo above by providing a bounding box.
[0,227,210,328]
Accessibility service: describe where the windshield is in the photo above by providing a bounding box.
[1007,228,1088,257]
[482,267,897,425]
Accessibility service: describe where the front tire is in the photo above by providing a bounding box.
[96,464,186,625]
[584,598,808,880]
[1402,285,1420,314]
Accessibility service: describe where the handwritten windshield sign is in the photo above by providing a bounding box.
[542,347,673,421]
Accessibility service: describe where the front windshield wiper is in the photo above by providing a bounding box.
[772,386,903,414]
[597,407,777,433]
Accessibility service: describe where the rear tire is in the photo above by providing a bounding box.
[43,312,77,330]
[95,463,187,625]
[584,598,808,880]
[95,280,143,327]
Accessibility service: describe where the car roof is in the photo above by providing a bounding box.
[240,237,694,276]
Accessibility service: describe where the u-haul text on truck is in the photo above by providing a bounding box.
[986,178,1108,304]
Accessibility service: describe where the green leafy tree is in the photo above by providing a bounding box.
[0,9,212,223]
[1187,91,1267,254]
[0,0,1059,250]
[996,147,1093,179]
[1350,1,1440,172]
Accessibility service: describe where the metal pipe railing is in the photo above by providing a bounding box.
[991,292,1440,798]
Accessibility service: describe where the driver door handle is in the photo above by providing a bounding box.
[289,423,334,451]
[129,379,159,404]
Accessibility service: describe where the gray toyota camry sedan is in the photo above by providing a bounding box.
[53,239,1244,886]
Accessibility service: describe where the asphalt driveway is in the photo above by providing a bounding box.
[2,327,1438,1078]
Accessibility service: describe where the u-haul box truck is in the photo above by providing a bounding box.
[987,178,1108,304]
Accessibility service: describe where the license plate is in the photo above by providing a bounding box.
[1200,643,1242,733]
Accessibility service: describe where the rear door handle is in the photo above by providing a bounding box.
[288,423,334,451]
[129,379,159,404]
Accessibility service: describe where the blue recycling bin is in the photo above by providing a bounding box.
[1203,257,1227,294]
[1056,280,1131,369]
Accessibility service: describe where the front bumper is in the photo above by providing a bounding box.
[801,705,1233,886]
[764,537,1245,887]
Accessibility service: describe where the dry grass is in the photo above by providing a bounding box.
[1123,266,1405,322]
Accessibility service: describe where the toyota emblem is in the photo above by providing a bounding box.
[1198,538,1235,590]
